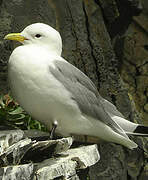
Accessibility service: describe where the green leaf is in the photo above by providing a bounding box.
[8,107,23,115]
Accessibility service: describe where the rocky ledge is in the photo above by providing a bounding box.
[0,129,100,180]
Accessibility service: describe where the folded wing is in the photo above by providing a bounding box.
[49,59,128,138]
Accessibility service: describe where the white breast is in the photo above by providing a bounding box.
[8,45,83,133]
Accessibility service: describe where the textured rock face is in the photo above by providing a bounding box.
[0,0,148,179]
[120,0,148,125]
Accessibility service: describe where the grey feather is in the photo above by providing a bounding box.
[100,98,125,118]
[49,60,127,138]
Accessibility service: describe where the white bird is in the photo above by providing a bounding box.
[4,23,148,149]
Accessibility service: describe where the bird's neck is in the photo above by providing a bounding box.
[23,43,62,56]
[46,43,62,56]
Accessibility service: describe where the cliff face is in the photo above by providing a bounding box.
[0,0,148,179]
[120,0,148,125]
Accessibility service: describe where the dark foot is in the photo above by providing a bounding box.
[50,121,58,139]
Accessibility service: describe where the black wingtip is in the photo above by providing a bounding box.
[134,125,148,135]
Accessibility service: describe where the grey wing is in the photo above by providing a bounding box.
[49,60,127,138]
[100,98,125,118]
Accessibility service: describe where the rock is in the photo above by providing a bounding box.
[126,147,144,178]
[88,141,146,180]
[134,93,147,112]
[0,135,73,166]
[121,60,136,90]
[0,129,100,179]
[136,76,148,92]
[89,143,127,180]
[99,0,119,23]
[23,137,73,163]
[0,163,34,180]
[0,129,25,155]
[120,7,148,125]
[0,144,99,180]
[0,138,32,166]
[139,63,148,76]
[123,16,148,67]
[35,144,99,180]
[139,163,148,180]
[144,104,148,113]
[141,112,148,125]
[146,88,148,97]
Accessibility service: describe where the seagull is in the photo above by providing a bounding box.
[4,23,148,149]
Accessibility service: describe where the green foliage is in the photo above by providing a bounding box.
[0,94,47,131]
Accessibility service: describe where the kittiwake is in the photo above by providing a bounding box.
[4,23,148,149]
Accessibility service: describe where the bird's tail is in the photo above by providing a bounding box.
[111,115,148,137]
[126,125,148,137]
[118,135,138,149]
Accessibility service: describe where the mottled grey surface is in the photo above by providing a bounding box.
[89,143,127,180]
[0,163,34,180]
[0,129,25,155]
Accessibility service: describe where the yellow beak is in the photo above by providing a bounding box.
[4,33,27,42]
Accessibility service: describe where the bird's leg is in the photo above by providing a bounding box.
[50,120,58,139]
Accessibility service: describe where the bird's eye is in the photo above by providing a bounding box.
[35,34,41,38]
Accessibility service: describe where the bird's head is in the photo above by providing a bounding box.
[4,23,62,56]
